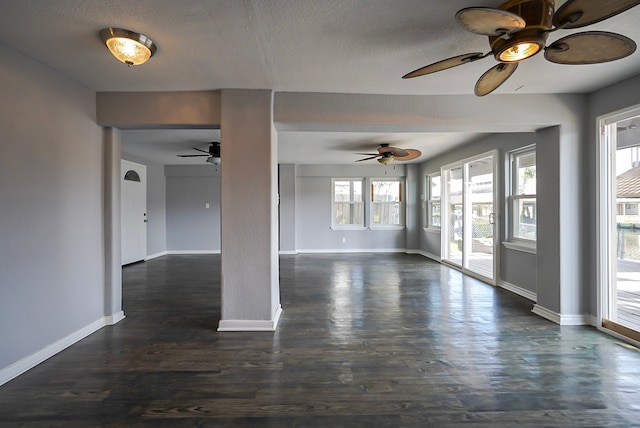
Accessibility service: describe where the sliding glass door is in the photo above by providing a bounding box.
[442,152,497,283]
[599,107,640,342]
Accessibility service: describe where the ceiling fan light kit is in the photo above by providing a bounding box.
[403,0,640,96]
[99,27,157,66]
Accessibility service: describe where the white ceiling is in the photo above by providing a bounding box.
[2,0,640,165]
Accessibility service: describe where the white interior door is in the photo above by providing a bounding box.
[121,159,147,265]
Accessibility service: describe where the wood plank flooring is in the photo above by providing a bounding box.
[1,253,640,426]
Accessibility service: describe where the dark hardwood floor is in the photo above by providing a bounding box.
[1,253,640,426]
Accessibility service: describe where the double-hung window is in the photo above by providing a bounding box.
[507,146,536,251]
[332,179,364,228]
[426,173,441,229]
[371,179,404,228]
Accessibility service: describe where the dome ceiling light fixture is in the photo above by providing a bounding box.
[403,0,640,96]
[99,27,157,66]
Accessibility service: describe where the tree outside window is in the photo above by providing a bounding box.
[371,180,403,227]
[332,179,363,227]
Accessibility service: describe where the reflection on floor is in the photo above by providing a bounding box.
[1,253,639,426]
[444,248,494,280]
[616,259,640,331]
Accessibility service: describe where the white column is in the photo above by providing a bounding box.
[103,127,125,324]
[218,89,281,331]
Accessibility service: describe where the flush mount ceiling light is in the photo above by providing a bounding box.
[99,27,157,66]
[403,0,640,96]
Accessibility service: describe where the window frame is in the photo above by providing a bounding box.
[369,178,405,230]
[331,178,365,230]
[505,145,537,253]
[425,172,441,230]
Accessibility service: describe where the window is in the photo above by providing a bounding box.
[332,179,364,228]
[371,179,404,228]
[124,170,141,182]
[507,146,536,250]
[426,173,441,229]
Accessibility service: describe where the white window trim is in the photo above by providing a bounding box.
[369,177,405,230]
[425,172,441,231]
[503,240,536,253]
[331,178,365,230]
[504,145,537,253]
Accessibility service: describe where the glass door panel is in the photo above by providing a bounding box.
[603,116,640,340]
[442,153,496,283]
[467,156,495,279]
[446,166,463,267]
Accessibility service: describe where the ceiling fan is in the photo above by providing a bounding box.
[177,142,220,164]
[402,0,640,96]
[355,143,422,164]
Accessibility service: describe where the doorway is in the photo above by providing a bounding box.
[598,105,640,343]
[121,159,147,265]
[442,151,498,284]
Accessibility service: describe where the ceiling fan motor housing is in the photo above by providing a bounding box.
[489,0,554,62]
[209,142,221,157]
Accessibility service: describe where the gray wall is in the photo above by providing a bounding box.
[279,164,297,252]
[419,132,538,294]
[294,164,409,251]
[165,165,220,251]
[0,42,104,369]
[121,154,167,257]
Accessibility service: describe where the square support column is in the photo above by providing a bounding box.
[218,90,281,331]
[103,127,125,325]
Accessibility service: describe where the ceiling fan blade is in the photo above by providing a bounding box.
[193,147,211,154]
[356,155,381,162]
[402,52,486,79]
[544,31,636,64]
[455,7,526,36]
[354,152,381,156]
[379,146,409,157]
[177,154,210,157]
[553,0,640,29]
[393,149,422,161]
[474,62,518,97]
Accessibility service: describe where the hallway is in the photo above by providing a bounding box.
[0,254,639,426]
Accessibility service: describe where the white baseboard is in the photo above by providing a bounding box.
[278,249,441,258]
[499,280,537,302]
[532,304,561,324]
[105,311,126,325]
[145,251,167,260]
[411,249,441,262]
[558,314,597,326]
[584,315,598,327]
[532,304,595,326]
[279,250,298,255]
[166,250,221,255]
[218,305,282,332]
[0,316,109,387]
[297,248,408,254]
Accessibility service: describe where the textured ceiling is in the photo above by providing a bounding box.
[1,0,639,165]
